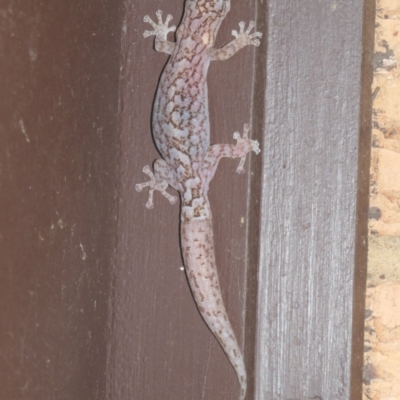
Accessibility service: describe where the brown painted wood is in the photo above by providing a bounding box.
[0,1,123,399]
[106,1,261,399]
[255,1,375,399]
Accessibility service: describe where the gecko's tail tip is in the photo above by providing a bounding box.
[238,376,247,400]
[241,374,248,399]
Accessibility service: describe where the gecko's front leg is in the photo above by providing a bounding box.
[143,10,176,54]
[208,21,262,61]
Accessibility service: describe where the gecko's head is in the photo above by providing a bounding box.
[191,0,231,14]
[179,0,231,46]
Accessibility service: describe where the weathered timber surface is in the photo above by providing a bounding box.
[255,1,375,399]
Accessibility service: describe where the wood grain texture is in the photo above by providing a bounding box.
[255,1,375,399]
[0,1,123,399]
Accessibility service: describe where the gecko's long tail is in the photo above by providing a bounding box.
[181,218,247,400]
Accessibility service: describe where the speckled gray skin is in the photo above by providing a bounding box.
[136,1,261,398]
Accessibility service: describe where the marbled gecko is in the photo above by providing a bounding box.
[136,1,261,398]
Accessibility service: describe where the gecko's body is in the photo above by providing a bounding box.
[136,1,261,398]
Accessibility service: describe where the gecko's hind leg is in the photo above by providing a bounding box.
[136,160,178,209]
[201,123,260,185]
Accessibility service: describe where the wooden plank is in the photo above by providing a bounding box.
[0,1,123,399]
[106,0,261,399]
[255,1,375,399]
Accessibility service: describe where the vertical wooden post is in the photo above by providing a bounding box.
[255,1,375,399]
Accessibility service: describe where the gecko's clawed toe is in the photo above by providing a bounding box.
[146,198,155,209]
[232,124,261,173]
[252,140,261,155]
[236,165,245,174]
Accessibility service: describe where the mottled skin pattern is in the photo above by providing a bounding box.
[136,1,261,398]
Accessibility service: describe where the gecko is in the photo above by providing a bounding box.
[136,1,261,398]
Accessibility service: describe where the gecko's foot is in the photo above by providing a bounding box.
[143,10,176,39]
[136,165,178,209]
[232,21,262,47]
[233,123,261,174]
